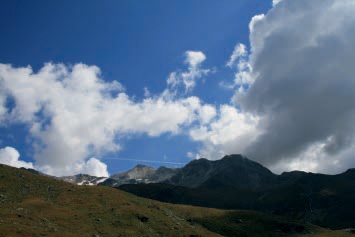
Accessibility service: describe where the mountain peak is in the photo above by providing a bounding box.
[134,164,153,169]
[109,164,177,186]
[167,154,276,189]
[59,173,108,185]
[221,154,264,166]
[219,154,275,175]
[221,154,244,160]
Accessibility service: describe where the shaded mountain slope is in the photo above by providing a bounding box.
[166,155,276,190]
[119,155,355,229]
[0,164,351,237]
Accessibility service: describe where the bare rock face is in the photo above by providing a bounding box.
[55,164,178,187]
[111,164,156,181]
[105,165,178,187]
[59,174,108,186]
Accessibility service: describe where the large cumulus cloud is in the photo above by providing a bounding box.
[236,0,355,173]
[189,0,355,174]
[0,51,215,176]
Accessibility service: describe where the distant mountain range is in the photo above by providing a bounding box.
[21,154,355,230]
[19,168,110,186]
[55,154,276,189]
[19,164,176,187]
[117,155,355,230]
[3,163,351,236]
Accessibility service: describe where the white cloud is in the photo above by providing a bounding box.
[190,0,355,174]
[272,0,282,7]
[143,87,151,97]
[0,94,7,122]
[249,14,264,34]
[226,43,248,68]
[0,146,33,169]
[39,157,109,177]
[82,158,109,177]
[232,0,355,173]
[226,43,254,88]
[221,44,254,92]
[198,104,216,125]
[270,140,355,174]
[0,60,214,176]
[166,51,210,95]
[186,151,197,159]
[184,51,206,67]
[189,105,260,159]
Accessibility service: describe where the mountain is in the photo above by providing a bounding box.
[100,164,178,187]
[100,154,274,189]
[18,168,108,186]
[119,154,355,230]
[19,168,108,186]
[19,163,177,187]
[2,163,348,237]
[166,154,276,190]
[17,154,355,230]
[58,173,108,185]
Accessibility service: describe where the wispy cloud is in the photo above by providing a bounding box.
[226,43,248,68]
[165,51,211,97]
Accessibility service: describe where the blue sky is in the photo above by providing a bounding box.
[1,0,355,176]
[0,0,270,175]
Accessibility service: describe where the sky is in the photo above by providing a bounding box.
[1,0,355,177]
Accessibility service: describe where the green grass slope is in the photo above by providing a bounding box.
[0,164,353,237]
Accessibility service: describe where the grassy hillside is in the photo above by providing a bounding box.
[0,164,353,237]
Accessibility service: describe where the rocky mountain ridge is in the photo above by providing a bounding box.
[53,163,178,187]
[56,154,273,188]
[118,155,355,229]
[106,164,178,186]
[58,174,108,185]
